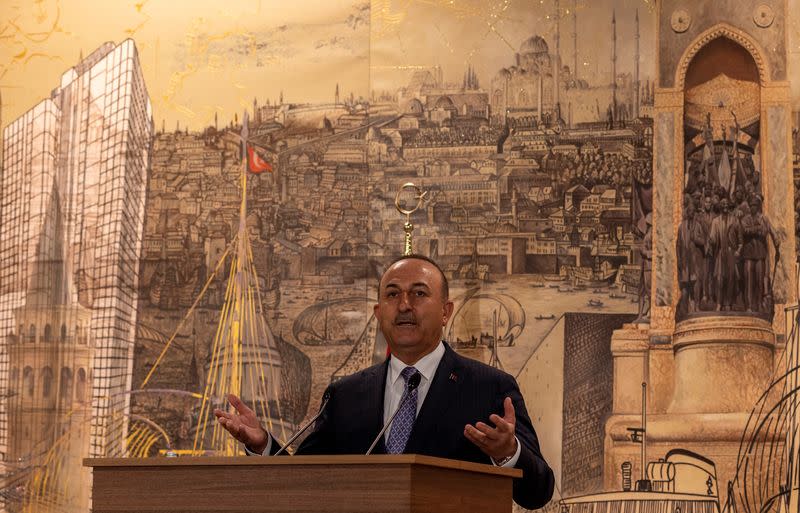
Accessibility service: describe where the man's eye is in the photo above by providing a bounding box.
[415,290,427,297]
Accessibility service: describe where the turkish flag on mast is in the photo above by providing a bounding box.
[247,144,273,174]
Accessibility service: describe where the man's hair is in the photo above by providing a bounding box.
[381,254,450,300]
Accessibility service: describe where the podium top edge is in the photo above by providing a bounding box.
[83,454,522,478]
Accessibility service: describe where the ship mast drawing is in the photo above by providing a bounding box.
[724,306,800,513]
[139,111,290,456]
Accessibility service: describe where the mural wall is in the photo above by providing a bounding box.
[0,1,799,512]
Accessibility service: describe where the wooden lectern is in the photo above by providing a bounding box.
[84,454,522,513]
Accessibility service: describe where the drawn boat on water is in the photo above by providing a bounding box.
[446,289,525,352]
[563,264,618,288]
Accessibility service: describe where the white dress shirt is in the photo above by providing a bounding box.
[254,341,520,467]
[382,340,446,427]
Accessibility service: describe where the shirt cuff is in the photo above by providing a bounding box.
[244,434,272,456]
[492,436,521,468]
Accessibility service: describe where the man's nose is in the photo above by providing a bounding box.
[398,292,412,311]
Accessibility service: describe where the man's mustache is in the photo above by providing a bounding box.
[394,314,417,324]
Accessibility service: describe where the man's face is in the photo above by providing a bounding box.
[374,259,454,358]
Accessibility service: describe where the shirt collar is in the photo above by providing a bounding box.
[388,341,445,385]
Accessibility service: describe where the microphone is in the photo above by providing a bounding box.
[274,388,332,456]
[365,372,422,456]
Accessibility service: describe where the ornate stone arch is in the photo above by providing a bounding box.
[675,23,769,90]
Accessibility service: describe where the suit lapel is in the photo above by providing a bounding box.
[404,343,463,453]
[362,359,389,453]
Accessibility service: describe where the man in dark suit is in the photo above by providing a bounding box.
[215,255,554,510]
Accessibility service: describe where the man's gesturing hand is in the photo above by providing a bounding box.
[464,397,518,463]
[213,394,269,454]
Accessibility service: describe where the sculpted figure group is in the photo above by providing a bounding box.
[676,185,779,319]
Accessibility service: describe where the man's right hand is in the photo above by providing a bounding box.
[213,394,269,454]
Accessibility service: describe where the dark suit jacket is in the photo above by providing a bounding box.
[272,343,554,509]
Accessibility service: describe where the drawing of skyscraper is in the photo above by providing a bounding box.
[0,39,152,511]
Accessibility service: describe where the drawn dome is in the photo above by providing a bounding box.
[520,35,549,55]
[495,68,512,80]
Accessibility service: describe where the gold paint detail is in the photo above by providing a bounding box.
[684,74,760,134]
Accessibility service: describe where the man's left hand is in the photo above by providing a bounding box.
[464,397,517,462]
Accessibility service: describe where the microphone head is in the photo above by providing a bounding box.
[408,372,422,391]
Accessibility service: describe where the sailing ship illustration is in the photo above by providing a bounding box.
[292,297,365,346]
[446,288,526,350]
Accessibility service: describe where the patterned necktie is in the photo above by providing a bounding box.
[385,366,420,454]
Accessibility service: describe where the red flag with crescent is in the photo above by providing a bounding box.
[247,144,273,174]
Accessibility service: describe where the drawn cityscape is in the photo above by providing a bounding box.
[1,1,800,512]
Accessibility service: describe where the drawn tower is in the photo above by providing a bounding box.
[0,39,153,511]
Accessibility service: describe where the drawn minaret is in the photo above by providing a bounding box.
[634,9,640,119]
[554,0,560,114]
[537,74,543,123]
[572,0,578,82]
[611,9,618,121]
[335,83,340,105]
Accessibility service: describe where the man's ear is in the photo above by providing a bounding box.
[442,300,454,325]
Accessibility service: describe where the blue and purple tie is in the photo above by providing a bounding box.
[385,366,420,454]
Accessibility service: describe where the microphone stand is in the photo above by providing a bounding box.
[274,389,332,456]
[365,373,421,456]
